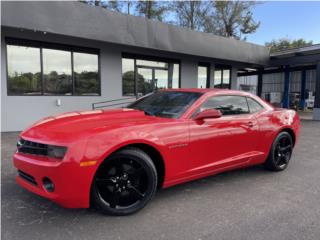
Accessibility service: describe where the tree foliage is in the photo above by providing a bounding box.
[171,1,210,31]
[135,0,167,21]
[265,38,313,53]
[82,0,129,13]
[81,0,261,40]
[204,1,260,40]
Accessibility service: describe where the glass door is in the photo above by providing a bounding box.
[155,69,169,89]
[122,55,180,96]
[136,67,170,96]
[137,67,154,96]
[214,66,231,89]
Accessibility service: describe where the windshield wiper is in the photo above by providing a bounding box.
[129,107,155,116]
[143,110,155,116]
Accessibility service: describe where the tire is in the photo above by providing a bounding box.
[91,147,158,215]
[264,131,293,171]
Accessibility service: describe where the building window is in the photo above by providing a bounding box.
[43,49,72,95]
[237,75,258,95]
[74,52,99,95]
[122,54,180,96]
[172,64,180,89]
[7,45,42,95]
[261,73,284,107]
[214,66,231,89]
[197,63,210,88]
[6,39,100,96]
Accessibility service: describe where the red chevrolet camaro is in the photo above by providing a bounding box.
[14,89,300,215]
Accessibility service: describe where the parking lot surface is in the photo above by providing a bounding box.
[1,120,320,240]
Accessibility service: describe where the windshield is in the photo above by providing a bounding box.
[128,91,202,119]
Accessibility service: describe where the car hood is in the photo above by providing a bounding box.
[21,108,161,144]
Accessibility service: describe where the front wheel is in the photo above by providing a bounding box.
[91,147,158,215]
[264,131,293,171]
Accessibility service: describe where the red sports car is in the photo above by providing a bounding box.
[14,89,300,215]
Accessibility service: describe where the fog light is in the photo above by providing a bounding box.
[43,177,54,192]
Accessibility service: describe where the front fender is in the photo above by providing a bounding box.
[84,128,167,168]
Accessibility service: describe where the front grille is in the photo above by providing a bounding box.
[17,139,48,156]
[18,170,37,186]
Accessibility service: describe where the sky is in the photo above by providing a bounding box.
[246,1,320,45]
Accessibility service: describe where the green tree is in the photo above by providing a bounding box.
[82,0,261,41]
[82,0,105,7]
[82,0,123,12]
[204,1,260,40]
[265,38,313,53]
[135,1,167,21]
[171,1,210,31]
[107,1,122,12]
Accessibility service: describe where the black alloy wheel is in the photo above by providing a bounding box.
[264,131,293,171]
[91,147,158,215]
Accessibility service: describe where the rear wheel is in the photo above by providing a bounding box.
[91,147,158,215]
[264,132,293,171]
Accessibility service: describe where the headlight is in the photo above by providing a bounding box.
[47,145,68,159]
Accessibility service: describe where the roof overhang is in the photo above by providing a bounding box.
[270,44,320,66]
[1,1,270,66]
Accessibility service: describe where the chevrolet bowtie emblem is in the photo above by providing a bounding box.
[16,140,23,149]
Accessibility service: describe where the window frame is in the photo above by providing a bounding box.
[5,38,101,96]
[121,53,181,97]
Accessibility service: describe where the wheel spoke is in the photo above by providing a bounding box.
[109,191,121,208]
[275,155,282,166]
[128,185,144,200]
[127,167,144,179]
[95,156,149,210]
[95,178,115,186]
[283,152,290,163]
[279,145,291,152]
[273,135,293,168]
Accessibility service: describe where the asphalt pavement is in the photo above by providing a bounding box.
[1,120,320,240]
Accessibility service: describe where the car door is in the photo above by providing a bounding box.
[188,95,260,174]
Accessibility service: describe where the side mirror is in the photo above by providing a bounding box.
[194,109,222,121]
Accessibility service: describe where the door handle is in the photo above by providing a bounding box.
[246,121,254,128]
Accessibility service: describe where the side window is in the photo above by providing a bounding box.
[247,97,264,113]
[199,95,249,116]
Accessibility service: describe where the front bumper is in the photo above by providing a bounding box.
[13,152,96,208]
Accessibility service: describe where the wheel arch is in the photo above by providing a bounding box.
[278,127,296,146]
[95,142,166,189]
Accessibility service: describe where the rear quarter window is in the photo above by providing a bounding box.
[199,95,249,116]
[247,97,264,113]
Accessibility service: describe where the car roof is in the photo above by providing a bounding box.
[163,88,274,119]
[163,88,220,93]
[162,88,274,109]
[162,88,249,96]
